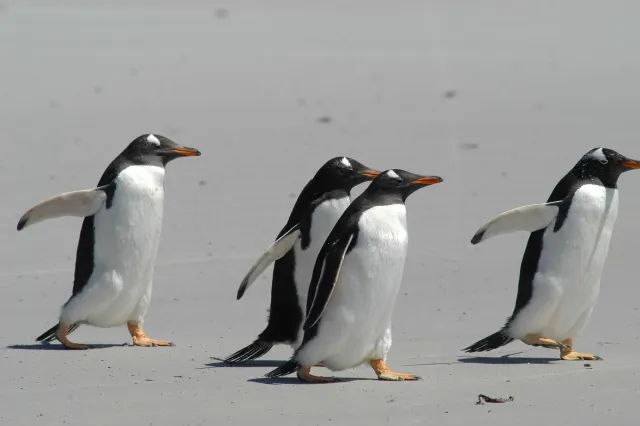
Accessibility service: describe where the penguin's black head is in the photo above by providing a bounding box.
[577,148,640,185]
[124,134,201,166]
[369,169,443,201]
[313,157,380,192]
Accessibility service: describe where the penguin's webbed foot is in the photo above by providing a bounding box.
[127,322,175,347]
[560,338,602,361]
[370,360,422,382]
[522,334,569,350]
[56,323,89,350]
[297,366,339,383]
[132,336,174,347]
[560,352,603,361]
[60,340,90,350]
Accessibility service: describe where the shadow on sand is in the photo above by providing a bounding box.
[457,355,559,365]
[206,357,378,384]
[248,376,368,385]
[205,357,286,368]
[7,342,128,351]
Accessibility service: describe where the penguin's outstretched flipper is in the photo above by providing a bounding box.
[471,201,563,244]
[17,184,113,230]
[236,224,301,300]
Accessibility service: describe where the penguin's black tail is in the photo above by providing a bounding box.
[36,324,59,343]
[35,323,80,343]
[265,359,301,379]
[463,329,514,353]
[223,340,275,364]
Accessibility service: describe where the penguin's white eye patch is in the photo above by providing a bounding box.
[386,170,399,179]
[340,157,352,169]
[146,134,161,146]
[591,148,607,163]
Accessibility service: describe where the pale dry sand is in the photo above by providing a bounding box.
[1,1,640,425]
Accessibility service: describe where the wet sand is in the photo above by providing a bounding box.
[1,1,640,424]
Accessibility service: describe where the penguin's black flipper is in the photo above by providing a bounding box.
[36,323,80,343]
[264,359,301,378]
[223,340,275,364]
[303,232,355,331]
[462,329,514,353]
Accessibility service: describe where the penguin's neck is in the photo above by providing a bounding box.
[287,180,349,225]
[548,166,620,203]
[571,166,620,190]
[363,189,404,207]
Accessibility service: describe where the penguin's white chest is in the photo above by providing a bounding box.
[291,196,351,346]
[84,165,166,326]
[513,184,619,340]
[298,204,409,370]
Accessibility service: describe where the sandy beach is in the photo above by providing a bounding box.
[1,1,640,424]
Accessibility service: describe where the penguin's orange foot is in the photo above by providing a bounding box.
[56,322,89,350]
[132,336,174,347]
[59,339,89,350]
[560,351,602,361]
[127,322,174,347]
[370,359,422,381]
[560,339,602,361]
[297,366,339,383]
[522,334,569,350]
[56,323,89,350]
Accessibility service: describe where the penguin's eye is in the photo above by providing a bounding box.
[599,159,608,164]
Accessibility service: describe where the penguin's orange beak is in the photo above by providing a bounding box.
[411,176,443,185]
[171,147,201,157]
[622,159,640,169]
[360,170,380,179]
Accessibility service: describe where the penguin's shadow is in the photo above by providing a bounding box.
[457,355,559,365]
[248,376,364,385]
[206,357,372,384]
[7,343,128,351]
[205,357,286,368]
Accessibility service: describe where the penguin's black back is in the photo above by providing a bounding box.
[70,158,125,297]
[223,183,351,363]
[462,171,579,353]
[508,170,579,323]
[259,186,349,344]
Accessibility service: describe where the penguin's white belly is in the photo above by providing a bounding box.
[291,196,351,347]
[63,165,166,327]
[511,184,618,341]
[298,204,408,371]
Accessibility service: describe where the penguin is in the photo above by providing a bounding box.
[17,134,201,349]
[265,169,443,382]
[223,157,380,364]
[463,148,640,360]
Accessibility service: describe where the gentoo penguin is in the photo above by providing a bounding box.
[224,157,380,364]
[463,148,640,360]
[265,169,443,382]
[17,134,200,349]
